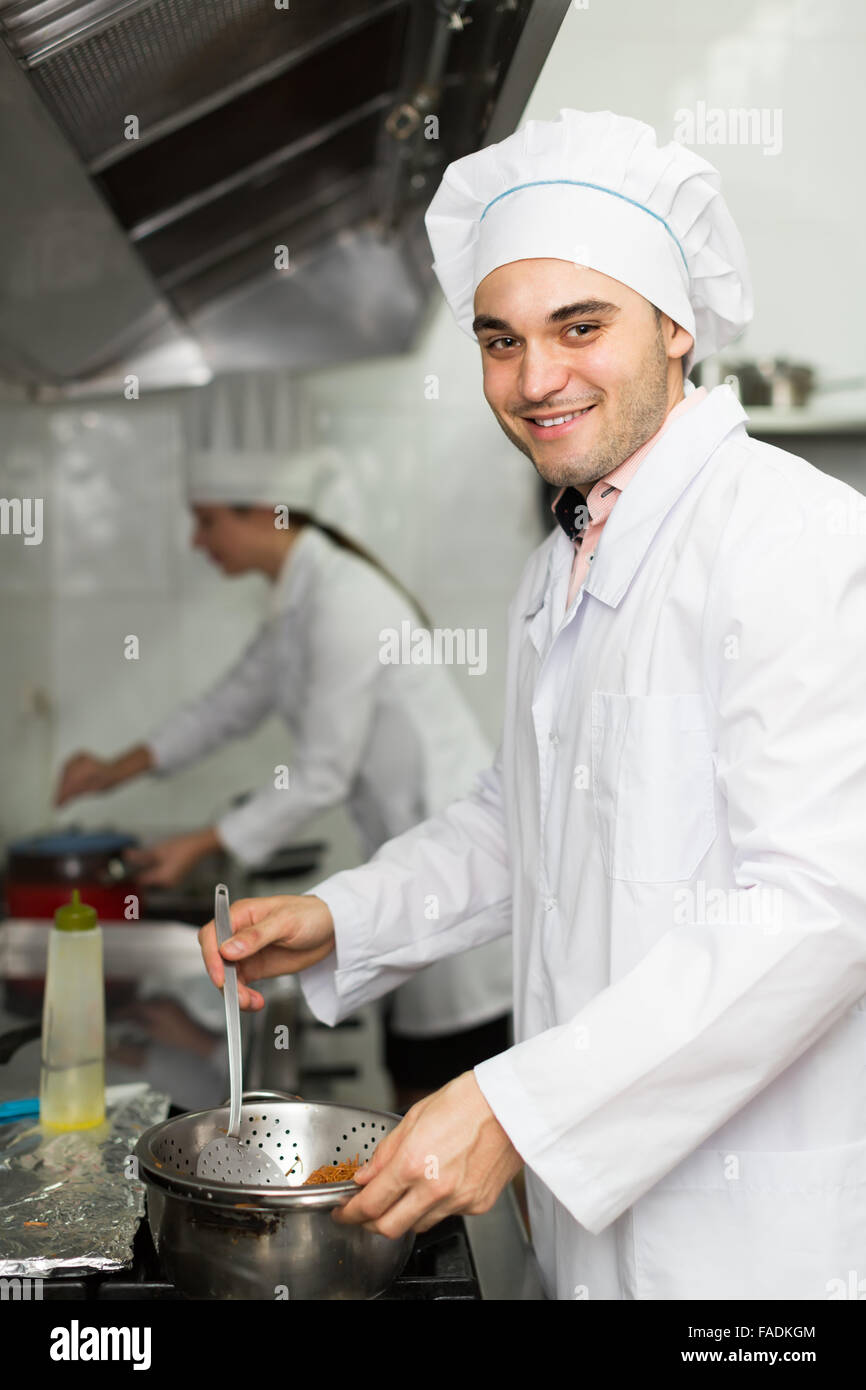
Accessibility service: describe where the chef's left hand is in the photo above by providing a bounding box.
[125,827,222,887]
[333,1070,523,1237]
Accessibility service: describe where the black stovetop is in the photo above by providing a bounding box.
[38,1214,481,1302]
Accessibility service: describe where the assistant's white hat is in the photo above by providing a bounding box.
[183,373,355,528]
[186,442,345,515]
[425,108,753,374]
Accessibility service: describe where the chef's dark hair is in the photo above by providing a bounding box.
[233,505,432,629]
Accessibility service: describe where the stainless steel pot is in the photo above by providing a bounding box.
[134,1090,414,1300]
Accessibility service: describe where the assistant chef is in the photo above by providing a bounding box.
[55,444,512,1106]
[198,109,866,1300]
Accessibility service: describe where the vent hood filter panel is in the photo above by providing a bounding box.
[92,9,405,233]
[2,0,398,165]
[142,112,382,288]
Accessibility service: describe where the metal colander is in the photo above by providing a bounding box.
[143,1094,393,1192]
[134,1092,414,1299]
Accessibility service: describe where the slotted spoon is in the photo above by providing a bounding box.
[195,884,287,1184]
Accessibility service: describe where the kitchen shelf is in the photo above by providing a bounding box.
[744,406,866,435]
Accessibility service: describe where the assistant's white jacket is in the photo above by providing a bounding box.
[148,525,512,1037]
[301,384,866,1299]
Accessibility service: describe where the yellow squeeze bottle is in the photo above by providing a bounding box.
[39,890,106,1130]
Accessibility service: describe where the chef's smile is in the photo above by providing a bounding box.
[523,403,598,439]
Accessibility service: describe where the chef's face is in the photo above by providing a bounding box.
[473,260,693,492]
[190,505,260,574]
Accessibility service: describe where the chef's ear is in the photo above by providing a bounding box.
[656,310,693,368]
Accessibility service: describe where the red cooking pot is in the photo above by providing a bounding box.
[4,829,146,921]
[2,830,147,1008]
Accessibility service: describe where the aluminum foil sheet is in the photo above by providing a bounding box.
[0,1083,170,1278]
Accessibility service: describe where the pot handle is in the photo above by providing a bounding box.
[0,1022,41,1065]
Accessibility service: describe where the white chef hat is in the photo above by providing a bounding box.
[186,442,345,514]
[425,109,753,374]
[183,372,362,529]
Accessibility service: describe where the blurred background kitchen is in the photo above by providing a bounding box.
[1,0,864,1118]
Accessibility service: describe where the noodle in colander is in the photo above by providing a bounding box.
[302,1153,363,1185]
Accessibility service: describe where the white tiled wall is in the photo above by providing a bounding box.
[0,395,293,849]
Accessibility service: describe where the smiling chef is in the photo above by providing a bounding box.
[199,109,866,1300]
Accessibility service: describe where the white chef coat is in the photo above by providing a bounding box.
[147,524,512,1037]
[301,384,866,1299]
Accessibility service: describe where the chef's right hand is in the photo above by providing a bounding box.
[198,894,336,1010]
[54,751,116,806]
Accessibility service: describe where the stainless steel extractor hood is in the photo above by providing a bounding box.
[0,0,570,395]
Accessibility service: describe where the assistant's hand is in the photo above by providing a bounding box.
[334,1070,523,1238]
[54,752,116,806]
[125,827,220,887]
[55,744,154,806]
[198,893,336,1010]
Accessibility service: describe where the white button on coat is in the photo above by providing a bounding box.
[302,385,866,1298]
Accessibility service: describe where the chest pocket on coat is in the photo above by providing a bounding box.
[591,692,716,883]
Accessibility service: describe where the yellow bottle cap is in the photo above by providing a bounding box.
[54,889,98,932]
